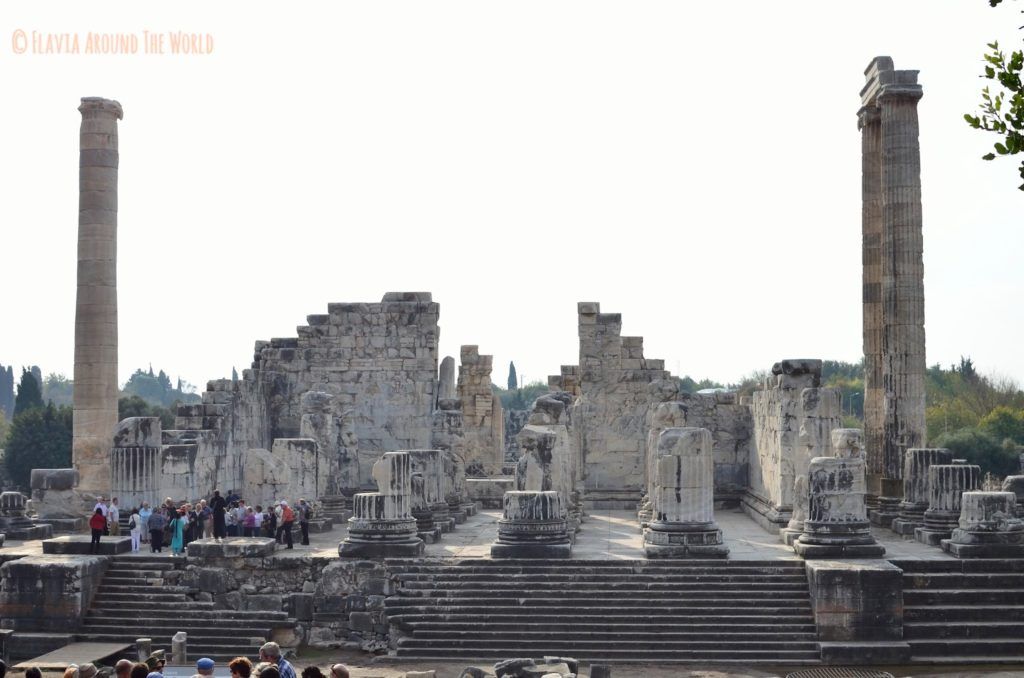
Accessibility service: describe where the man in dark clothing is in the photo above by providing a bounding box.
[298,498,311,546]
[210,489,228,539]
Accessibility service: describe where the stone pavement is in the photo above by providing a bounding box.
[2,507,954,562]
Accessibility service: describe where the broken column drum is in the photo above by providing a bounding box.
[942,491,1024,558]
[491,490,572,558]
[892,448,953,536]
[339,451,424,558]
[638,401,687,528]
[407,449,453,537]
[1002,474,1024,517]
[794,449,885,558]
[643,427,728,558]
[914,462,981,546]
[783,428,864,546]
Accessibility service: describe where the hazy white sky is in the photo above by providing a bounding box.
[1,1,1021,394]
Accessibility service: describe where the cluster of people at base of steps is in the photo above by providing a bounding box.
[1,644,350,678]
[88,489,315,555]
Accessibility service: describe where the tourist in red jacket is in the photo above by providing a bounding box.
[89,507,106,553]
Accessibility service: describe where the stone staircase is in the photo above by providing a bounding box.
[385,559,820,663]
[79,555,294,662]
[897,559,1024,663]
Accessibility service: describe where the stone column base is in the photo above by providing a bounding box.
[780,527,803,546]
[339,537,424,558]
[643,525,728,558]
[868,496,901,528]
[418,527,442,544]
[794,541,886,558]
[914,526,951,546]
[460,501,478,517]
[490,540,572,559]
[941,529,1024,558]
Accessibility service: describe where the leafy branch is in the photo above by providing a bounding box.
[966,2,1024,190]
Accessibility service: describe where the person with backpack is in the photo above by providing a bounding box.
[128,507,142,552]
[278,500,294,549]
[148,507,167,553]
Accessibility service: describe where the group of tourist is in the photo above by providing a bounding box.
[87,491,315,554]
[2,643,349,678]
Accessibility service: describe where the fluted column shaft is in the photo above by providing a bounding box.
[879,84,926,484]
[74,97,123,498]
[860,106,885,483]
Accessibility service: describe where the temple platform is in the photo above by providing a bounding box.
[2,507,953,562]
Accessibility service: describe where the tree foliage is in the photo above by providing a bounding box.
[122,367,200,407]
[42,373,74,407]
[966,0,1024,189]
[507,362,518,391]
[494,380,551,411]
[2,403,73,490]
[118,395,175,429]
[13,368,43,415]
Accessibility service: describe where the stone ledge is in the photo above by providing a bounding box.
[819,641,911,664]
[186,537,276,559]
[42,536,131,555]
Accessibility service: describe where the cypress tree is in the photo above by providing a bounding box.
[13,367,44,415]
[507,361,518,391]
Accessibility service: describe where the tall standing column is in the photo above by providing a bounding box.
[74,97,123,499]
[859,58,926,500]
[859,97,884,498]
[879,69,926,493]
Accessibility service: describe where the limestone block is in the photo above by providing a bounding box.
[804,559,906,645]
[30,468,79,491]
[187,537,277,559]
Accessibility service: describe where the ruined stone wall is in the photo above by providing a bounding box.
[745,360,842,531]
[108,293,437,505]
[576,302,670,506]
[675,392,752,506]
[457,345,503,475]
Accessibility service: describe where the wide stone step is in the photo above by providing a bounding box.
[96,585,191,595]
[386,605,812,617]
[903,621,1024,639]
[398,573,808,584]
[391,646,821,662]
[891,559,1024,574]
[907,638,1024,656]
[398,620,817,632]
[904,605,1024,622]
[902,572,1024,589]
[81,631,272,645]
[86,607,289,621]
[903,589,1024,605]
[386,596,812,609]
[400,579,809,590]
[92,592,192,603]
[396,588,809,600]
[105,567,176,577]
[382,561,798,569]
[82,620,285,633]
[408,629,818,642]
[391,564,805,575]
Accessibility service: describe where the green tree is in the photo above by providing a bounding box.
[965,0,1024,190]
[0,409,10,445]
[118,395,175,429]
[494,380,551,411]
[122,367,200,407]
[42,373,74,407]
[507,362,518,391]
[3,403,73,490]
[13,368,43,415]
[933,426,1019,477]
[979,405,1024,442]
